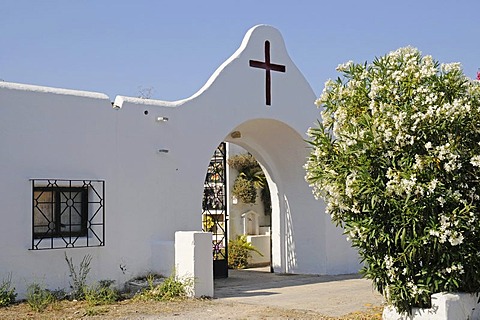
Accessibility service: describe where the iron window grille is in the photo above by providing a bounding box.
[31,179,105,250]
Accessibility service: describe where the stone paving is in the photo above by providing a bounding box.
[214,267,384,317]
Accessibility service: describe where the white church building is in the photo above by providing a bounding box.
[0,25,359,297]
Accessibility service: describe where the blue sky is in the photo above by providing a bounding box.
[1,1,479,101]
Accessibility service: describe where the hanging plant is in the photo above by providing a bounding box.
[232,175,257,204]
[228,153,258,172]
[228,153,271,214]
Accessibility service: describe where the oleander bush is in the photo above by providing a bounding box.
[305,47,480,314]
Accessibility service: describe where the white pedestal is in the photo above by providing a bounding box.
[174,231,213,298]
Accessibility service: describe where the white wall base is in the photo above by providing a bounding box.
[174,231,213,298]
[247,235,270,266]
[151,240,174,276]
[383,293,480,320]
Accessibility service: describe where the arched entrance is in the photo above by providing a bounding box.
[202,118,328,278]
[224,118,321,274]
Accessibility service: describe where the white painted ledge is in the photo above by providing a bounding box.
[383,293,480,320]
[0,81,109,100]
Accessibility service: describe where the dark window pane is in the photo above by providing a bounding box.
[33,191,55,236]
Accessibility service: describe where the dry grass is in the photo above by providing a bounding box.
[0,298,383,320]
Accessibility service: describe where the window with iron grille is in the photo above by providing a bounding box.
[31,179,105,250]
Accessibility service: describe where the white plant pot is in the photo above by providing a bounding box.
[383,293,480,320]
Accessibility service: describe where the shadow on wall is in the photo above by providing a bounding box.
[284,195,297,272]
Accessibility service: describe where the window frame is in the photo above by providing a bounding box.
[30,179,105,250]
[33,186,88,239]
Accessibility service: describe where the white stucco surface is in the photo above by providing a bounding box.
[175,232,213,298]
[0,25,359,298]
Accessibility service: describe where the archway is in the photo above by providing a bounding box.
[202,118,327,278]
[202,141,273,279]
[224,118,322,274]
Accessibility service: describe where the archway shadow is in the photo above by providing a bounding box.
[214,267,362,299]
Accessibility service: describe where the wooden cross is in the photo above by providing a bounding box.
[249,40,286,105]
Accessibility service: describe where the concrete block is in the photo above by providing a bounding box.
[175,231,213,298]
[383,292,480,320]
[247,234,270,266]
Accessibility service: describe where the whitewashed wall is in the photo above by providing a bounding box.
[0,25,359,298]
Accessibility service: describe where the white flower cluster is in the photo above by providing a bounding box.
[385,255,427,299]
[435,143,461,172]
[441,62,462,73]
[385,169,440,199]
[336,60,354,72]
[345,171,357,198]
[406,281,426,298]
[443,263,464,275]
[429,214,464,246]
[317,48,474,158]
[384,255,398,282]
[346,225,366,242]
[398,175,418,197]
[470,155,480,167]
[322,183,346,215]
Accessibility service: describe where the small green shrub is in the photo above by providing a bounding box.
[64,253,92,300]
[134,273,192,301]
[26,283,54,312]
[158,274,193,300]
[0,275,16,307]
[228,235,263,269]
[49,288,67,301]
[83,280,119,306]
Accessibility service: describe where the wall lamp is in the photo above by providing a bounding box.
[156,116,169,122]
[230,131,241,139]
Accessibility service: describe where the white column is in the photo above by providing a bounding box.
[175,231,213,298]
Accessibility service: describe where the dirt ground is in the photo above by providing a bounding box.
[0,268,384,319]
[0,298,383,320]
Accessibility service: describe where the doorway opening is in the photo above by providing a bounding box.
[202,142,228,279]
[202,142,272,279]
